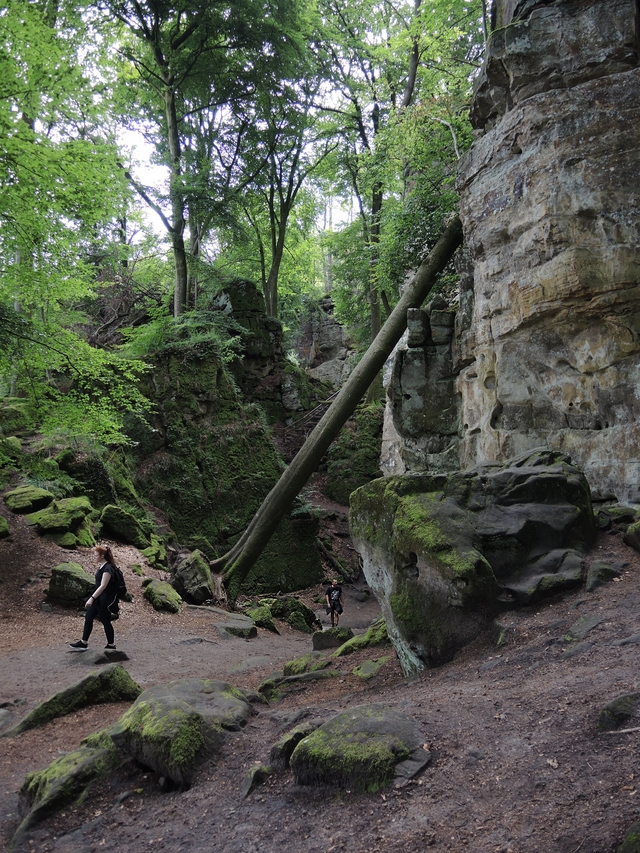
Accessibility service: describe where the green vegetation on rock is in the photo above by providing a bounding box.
[143,580,182,613]
[325,402,384,505]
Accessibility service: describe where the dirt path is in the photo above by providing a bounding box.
[2,502,640,853]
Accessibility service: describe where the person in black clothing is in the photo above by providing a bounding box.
[325,578,344,627]
[69,545,118,651]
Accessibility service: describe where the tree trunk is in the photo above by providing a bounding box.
[212,215,463,604]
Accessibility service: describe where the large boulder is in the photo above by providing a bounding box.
[290,704,429,792]
[4,485,54,514]
[142,579,182,613]
[100,504,151,549]
[110,678,255,785]
[12,731,123,850]
[172,549,214,604]
[456,0,640,505]
[350,450,595,674]
[47,562,95,608]
[24,496,96,548]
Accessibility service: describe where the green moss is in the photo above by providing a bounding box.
[333,618,389,657]
[25,496,93,534]
[291,727,410,793]
[283,654,328,676]
[325,402,384,505]
[3,485,54,513]
[143,580,182,613]
[245,604,279,633]
[4,665,141,737]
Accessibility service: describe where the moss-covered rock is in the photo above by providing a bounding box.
[290,704,423,792]
[143,580,182,613]
[283,653,329,676]
[47,562,95,608]
[597,693,640,731]
[333,618,389,657]
[172,550,214,604]
[350,449,595,675]
[618,823,640,853]
[12,732,123,849]
[100,503,152,548]
[2,664,142,737]
[269,596,321,632]
[110,678,254,785]
[25,496,93,538]
[352,657,391,680]
[4,485,54,514]
[623,520,640,553]
[0,515,9,538]
[325,402,384,505]
[245,604,279,633]
[257,669,337,702]
[127,343,323,595]
[312,626,354,651]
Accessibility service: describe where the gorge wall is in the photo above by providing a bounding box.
[388,0,640,504]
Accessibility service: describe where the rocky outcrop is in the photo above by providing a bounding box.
[350,450,595,674]
[292,296,354,386]
[110,678,256,786]
[289,704,430,792]
[455,0,640,505]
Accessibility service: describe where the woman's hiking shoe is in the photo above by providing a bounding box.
[104,644,116,650]
[68,640,88,650]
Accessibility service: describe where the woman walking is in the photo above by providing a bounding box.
[68,545,118,651]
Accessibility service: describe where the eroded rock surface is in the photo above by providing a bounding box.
[455,0,640,504]
[351,450,595,674]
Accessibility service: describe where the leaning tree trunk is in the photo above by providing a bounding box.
[212,214,463,604]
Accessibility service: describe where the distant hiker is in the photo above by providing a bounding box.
[68,545,119,651]
[325,578,344,627]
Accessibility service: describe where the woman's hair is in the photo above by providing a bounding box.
[96,545,116,566]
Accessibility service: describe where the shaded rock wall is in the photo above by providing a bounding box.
[456,0,640,503]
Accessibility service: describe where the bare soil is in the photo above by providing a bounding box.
[1,500,640,853]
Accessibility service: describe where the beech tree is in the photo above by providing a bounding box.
[107,0,309,316]
[211,215,463,604]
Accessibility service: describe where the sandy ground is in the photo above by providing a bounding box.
[2,503,640,853]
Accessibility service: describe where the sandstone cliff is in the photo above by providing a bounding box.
[456,0,640,503]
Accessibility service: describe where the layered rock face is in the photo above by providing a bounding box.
[351,450,595,675]
[456,0,640,504]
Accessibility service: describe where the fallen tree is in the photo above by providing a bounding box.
[211,214,464,604]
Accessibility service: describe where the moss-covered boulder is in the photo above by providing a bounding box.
[100,503,151,549]
[332,618,389,657]
[325,402,384,505]
[350,449,596,675]
[12,730,123,850]
[245,604,279,634]
[290,704,426,792]
[25,495,93,531]
[143,579,182,613]
[110,678,254,785]
[597,693,640,731]
[4,485,54,514]
[268,596,321,632]
[215,614,257,639]
[623,520,640,553]
[352,657,391,680]
[172,549,214,604]
[618,823,640,853]
[283,653,329,676]
[0,515,9,538]
[2,665,142,738]
[312,626,354,651]
[0,435,24,475]
[47,562,95,608]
